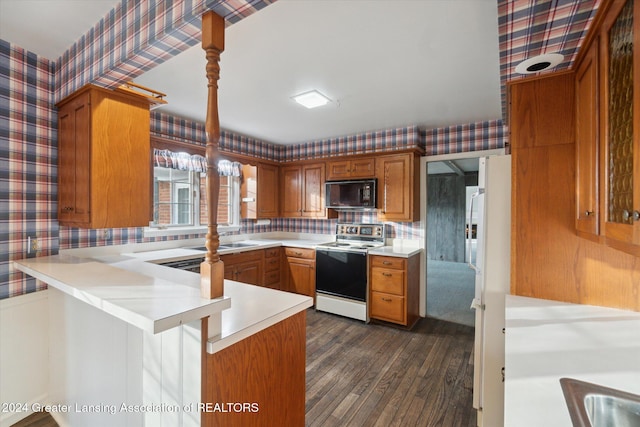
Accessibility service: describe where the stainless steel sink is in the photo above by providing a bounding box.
[219,242,257,249]
[560,378,640,427]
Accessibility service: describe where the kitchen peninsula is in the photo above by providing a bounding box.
[14,241,314,427]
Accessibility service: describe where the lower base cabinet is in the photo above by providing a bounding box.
[283,247,316,300]
[263,247,282,289]
[203,311,306,427]
[221,251,264,286]
[369,254,419,327]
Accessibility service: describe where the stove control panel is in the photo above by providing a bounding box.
[336,223,384,239]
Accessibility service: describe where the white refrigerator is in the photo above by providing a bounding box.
[469,155,511,427]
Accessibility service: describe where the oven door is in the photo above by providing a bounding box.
[315,249,367,301]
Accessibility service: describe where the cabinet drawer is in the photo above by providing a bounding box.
[265,247,280,258]
[370,267,405,295]
[265,256,280,272]
[370,292,405,324]
[370,256,405,270]
[284,247,315,259]
[221,250,263,265]
[264,270,280,287]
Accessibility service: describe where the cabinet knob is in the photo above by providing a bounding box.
[634,211,640,221]
[623,210,631,221]
[381,297,392,302]
[382,272,392,277]
[584,210,593,217]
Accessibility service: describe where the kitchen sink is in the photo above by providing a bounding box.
[560,377,640,427]
[219,242,258,249]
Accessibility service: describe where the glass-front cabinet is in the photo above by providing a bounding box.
[600,0,640,250]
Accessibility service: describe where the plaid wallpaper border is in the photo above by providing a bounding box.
[422,119,508,156]
[0,41,57,299]
[498,0,601,113]
[280,126,424,163]
[55,0,277,101]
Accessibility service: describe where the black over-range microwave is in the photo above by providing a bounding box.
[325,179,377,210]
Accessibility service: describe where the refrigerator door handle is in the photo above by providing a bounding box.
[468,188,484,272]
[470,298,485,311]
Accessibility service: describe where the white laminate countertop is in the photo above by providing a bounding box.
[14,237,319,346]
[368,245,422,258]
[13,255,231,335]
[207,280,312,354]
[504,295,640,427]
[122,238,332,263]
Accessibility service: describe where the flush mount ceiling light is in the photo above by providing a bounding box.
[515,53,564,75]
[292,90,331,109]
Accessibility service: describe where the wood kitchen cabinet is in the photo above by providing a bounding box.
[281,162,335,218]
[369,254,419,328]
[375,153,420,221]
[56,84,151,228]
[241,163,279,219]
[326,157,375,180]
[263,247,282,289]
[598,0,640,253]
[572,0,640,255]
[221,250,265,286]
[575,37,600,238]
[283,247,315,300]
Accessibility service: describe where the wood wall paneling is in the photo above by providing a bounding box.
[427,174,466,262]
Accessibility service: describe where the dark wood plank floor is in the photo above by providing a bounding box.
[11,309,476,427]
[10,411,58,427]
[305,309,476,427]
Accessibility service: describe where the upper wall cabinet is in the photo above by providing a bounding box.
[326,157,375,180]
[575,38,600,237]
[241,163,279,219]
[281,162,335,219]
[375,153,420,222]
[57,84,151,228]
[599,0,640,252]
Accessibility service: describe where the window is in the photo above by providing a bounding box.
[151,148,241,232]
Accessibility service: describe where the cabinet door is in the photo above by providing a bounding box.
[286,257,315,298]
[600,0,640,247]
[257,163,279,218]
[301,163,325,217]
[575,39,599,236]
[236,260,262,285]
[376,154,413,221]
[281,166,302,217]
[57,92,91,225]
[326,160,351,180]
[349,158,375,178]
[221,251,264,285]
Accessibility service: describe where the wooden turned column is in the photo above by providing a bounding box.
[200,11,225,299]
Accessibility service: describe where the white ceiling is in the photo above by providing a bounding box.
[428,159,479,176]
[0,0,502,146]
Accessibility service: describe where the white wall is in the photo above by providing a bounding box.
[48,288,202,427]
[0,290,49,426]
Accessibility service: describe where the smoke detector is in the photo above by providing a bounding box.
[515,53,564,74]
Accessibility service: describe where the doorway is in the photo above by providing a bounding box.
[420,149,503,327]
